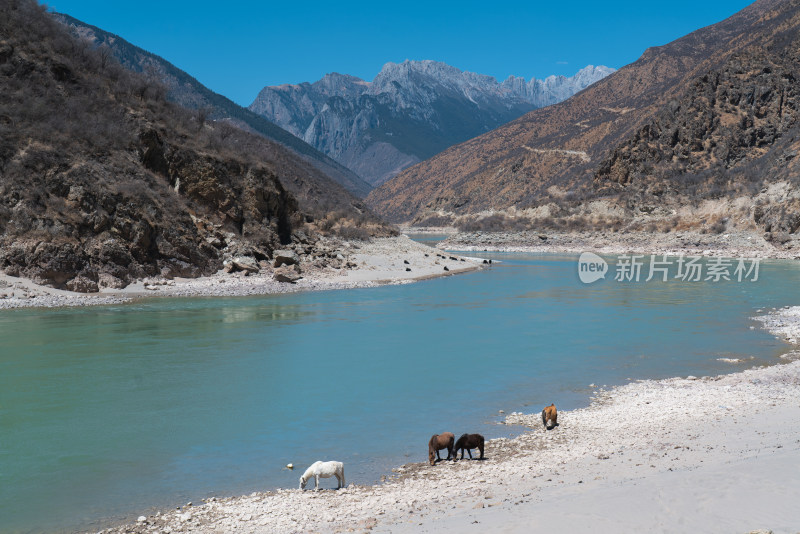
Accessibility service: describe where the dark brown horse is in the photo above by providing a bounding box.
[542,403,558,430]
[454,433,485,460]
[428,432,455,465]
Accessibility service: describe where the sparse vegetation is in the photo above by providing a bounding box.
[456,213,533,232]
[413,214,454,227]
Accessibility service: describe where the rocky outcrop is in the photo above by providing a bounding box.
[595,51,800,189]
[250,61,613,186]
[0,130,299,289]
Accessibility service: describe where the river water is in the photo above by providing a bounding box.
[1,250,799,533]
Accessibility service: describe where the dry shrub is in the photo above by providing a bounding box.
[414,214,453,227]
[456,213,532,232]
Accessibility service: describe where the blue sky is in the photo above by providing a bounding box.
[48,0,754,107]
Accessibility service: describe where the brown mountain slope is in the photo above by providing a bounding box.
[366,0,798,225]
[0,0,388,292]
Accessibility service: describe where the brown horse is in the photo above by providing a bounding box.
[542,403,558,430]
[428,432,455,465]
[454,433,485,460]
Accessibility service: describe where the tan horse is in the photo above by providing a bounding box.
[542,403,558,430]
[428,432,455,465]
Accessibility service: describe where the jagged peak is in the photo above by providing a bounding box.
[374,59,498,85]
[501,64,616,87]
[316,72,368,85]
[263,61,614,100]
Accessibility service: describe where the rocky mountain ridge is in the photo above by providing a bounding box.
[55,13,373,198]
[250,61,614,185]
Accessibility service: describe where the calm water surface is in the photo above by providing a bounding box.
[2,252,800,533]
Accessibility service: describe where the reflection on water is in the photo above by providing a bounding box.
[1,253,800,533]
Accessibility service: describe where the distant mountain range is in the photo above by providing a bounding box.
[366,0,800,240]
[55,13,373,198]
[250,62,614,186]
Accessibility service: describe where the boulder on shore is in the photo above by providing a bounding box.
[224,256,260,274]
[274,265,302,283]
[273,249,299,268]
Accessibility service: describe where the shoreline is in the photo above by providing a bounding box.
[92,306,800,534]
[4,229,798,311]
[0,236,485,310]
[439,229,800,259]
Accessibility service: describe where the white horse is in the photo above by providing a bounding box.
[299,460,345,491]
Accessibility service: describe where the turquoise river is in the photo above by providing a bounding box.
[2,249,800,533]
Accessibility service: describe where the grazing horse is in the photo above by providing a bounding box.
[428,432,455,465]
[454,433,485,460]
[299,461,345,490]
[542,403,558,430]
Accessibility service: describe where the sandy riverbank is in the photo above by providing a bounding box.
[0,236,484,310]
[441,229,800,259]
[92,306,800,534]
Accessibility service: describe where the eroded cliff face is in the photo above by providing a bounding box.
[0,123,303,291]
[250,73,368,138]
[250,61,613,186]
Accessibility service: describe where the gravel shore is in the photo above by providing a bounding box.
[440,229,800,259]
[92,306,800,534]
[0,236,484,310]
